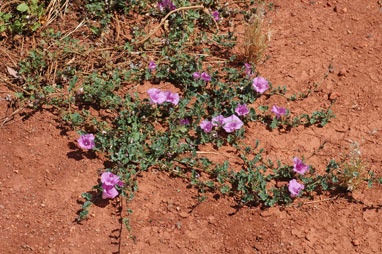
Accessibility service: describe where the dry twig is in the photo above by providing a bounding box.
[134,5,218,45]
[196,151,236,159]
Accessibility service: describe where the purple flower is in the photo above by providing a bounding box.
[252,77,269,94]
[77,134,95,150]
[222,114,243,133]
[288,179,304,197]
[244,63,252,77]
[148,88,179,105]
[101,172,123,187]
[272,105,287,119]
[180,119,190,125]
[200,120,213,133]
[101,172,124,199]
[102,184,119,199]
[293,157,309,175]
[147,88,167,104]
[193,72,201,80]
[158,0,176,12]
[211,115,225,127]
[148,61,156,72]
[212,11,220,21]
[164,91,179,105]
[157,2,165,12]
[235,103,249,116]
[201,72,211,82]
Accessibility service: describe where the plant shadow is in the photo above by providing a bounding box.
[67,142,98,160]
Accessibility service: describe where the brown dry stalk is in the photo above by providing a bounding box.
[196,151,236,159]
[59,19,86,41]
[0,107,24,128]
[291,197,338,207]
[45,0,70,27]
[0,74,30,95]
[134,5,218,45]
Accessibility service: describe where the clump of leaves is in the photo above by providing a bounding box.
[0,0,46,34]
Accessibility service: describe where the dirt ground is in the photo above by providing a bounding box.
[1,0,382,253]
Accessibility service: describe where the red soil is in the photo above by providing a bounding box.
[1,0,382,253]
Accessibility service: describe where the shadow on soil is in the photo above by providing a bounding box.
[67,141,98,160]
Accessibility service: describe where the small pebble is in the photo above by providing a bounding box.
[338,69,346,76]
[352,239,360,246]
[179,212,189,218]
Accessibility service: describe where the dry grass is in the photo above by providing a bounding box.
[45,0,69,27]
[243,10,271,64]
[338,141,369,191]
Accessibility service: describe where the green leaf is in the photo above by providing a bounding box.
[17,3,29,12]
[368,179,373,188]
[81,192,93,201]
[77,210,89,221]
[270,118,278,129]
[43,86,55,93]
[258,105,269,111]
[82,201,92,209]
[321,178,328,190]
[220,184,230,194]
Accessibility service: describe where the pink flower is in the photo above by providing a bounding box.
[293,157,309,175]
[212,11,220,21]
[101,172,124,187]
[288,179,304,197]
[212,115,225,127]
[201,72,211,82]
[180,119,190,125]
[101,172,124,199]
[200,120,213,133]
[148,89,179,105]
[164,91,179,105]
[102,184,119,199]
[193,72,201,80]
[272,105,287,119]
[222,114,243,133]
[77,134,95,150]
[148,61,156,71]
[147,88,167,104]
[252,77,269,94]
[235,103,249,116]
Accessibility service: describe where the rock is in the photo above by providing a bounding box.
[260,210,273,217]
[338,69,346,76]
[352,239,360,246]
[260,207,279,217]
[179,212,189,218]
[329,92,340,100]
[342,7,348,13]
